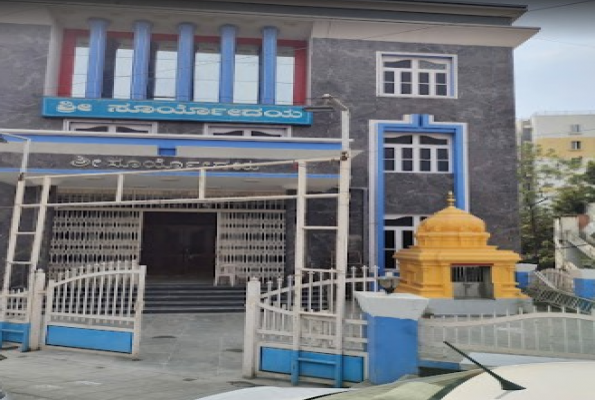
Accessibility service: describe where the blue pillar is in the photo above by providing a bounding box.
[515,272,530,290]
[131,20,152,100]
[355,292,429,384]
[219,24,237,104]
[260,26,278,105]
[176,22,196,102]
[86,18,110,99]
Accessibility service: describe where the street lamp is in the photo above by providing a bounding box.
[0,132,31,179]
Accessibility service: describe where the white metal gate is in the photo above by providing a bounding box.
[243,266,378,385]
[42,260,146,356]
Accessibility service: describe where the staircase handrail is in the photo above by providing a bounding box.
[565,232,595,260]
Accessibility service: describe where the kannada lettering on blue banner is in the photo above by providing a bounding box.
[42,97,313,125]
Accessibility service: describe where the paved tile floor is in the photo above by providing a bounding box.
[0,313,315,400]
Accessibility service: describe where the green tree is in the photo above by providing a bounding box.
[518,142,555,265]
[519,144,595,266]
[551,160,595,215]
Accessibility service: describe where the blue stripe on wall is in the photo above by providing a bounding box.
[375,115,467,272]
[45,325,133,353]
[260,347,364,383]
[10,134,342,150]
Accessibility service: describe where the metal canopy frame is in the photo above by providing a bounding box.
[1,154,352,351]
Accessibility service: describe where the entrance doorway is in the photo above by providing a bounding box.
[141,212,217,281]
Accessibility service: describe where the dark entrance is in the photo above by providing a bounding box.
[141,212,217,280]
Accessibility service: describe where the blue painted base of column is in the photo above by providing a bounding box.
[367,315,419,384]
[515,271,530,290]
[574,278,595,299]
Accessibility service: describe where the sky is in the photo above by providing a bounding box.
[471,0,595,118]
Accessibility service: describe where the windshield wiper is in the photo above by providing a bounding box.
[444,341,525,391]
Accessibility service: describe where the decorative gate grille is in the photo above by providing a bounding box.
[49,210,141,269]
[216,211,285,282]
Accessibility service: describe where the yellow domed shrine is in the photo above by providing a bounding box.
[394,193,525,300]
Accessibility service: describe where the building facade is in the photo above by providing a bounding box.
[0,0,537,282]
[518,112,595,163]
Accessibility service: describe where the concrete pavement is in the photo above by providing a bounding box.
[0,313,319,400]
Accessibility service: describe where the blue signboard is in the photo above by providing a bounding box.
[42,97,313,125]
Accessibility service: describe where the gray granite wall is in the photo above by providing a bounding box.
[308,38,520,252]
[0,30,520,274]
[0,23,60,130]
[284,188,366,274]
[0,182,14,286]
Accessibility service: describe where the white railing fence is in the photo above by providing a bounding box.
[1,287,29,322]
[529,269,574,294]
[420,307,595,362]
[243,265,378,378]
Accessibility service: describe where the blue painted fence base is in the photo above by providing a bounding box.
[45,325,133,353]
[0,322,30,352]
[260,347,364,383]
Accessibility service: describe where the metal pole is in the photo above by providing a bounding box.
[0,132,31,177]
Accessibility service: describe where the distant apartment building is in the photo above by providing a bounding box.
[518,112,595,164]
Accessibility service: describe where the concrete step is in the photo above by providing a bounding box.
[143,283,247,314]
[143,305,245,314]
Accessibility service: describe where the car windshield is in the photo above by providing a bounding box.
[317,370,483,400]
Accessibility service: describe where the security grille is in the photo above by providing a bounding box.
[216,211,285,275]
[451,265,493,299]
[49,209,141,269]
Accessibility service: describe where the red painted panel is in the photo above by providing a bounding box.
[57,29,82,97]
[293,45,307,105]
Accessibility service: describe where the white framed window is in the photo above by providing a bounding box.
[571,140,582,151]
[384,215,427,270]
[570,124,582,134]
[204,124,291,138]
[378,52,456,98]
[384,134,451,173]
[64,120,157,133]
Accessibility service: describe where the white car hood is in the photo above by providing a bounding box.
[197,386,348,400]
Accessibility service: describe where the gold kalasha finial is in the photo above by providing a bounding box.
[447,191,455,207]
